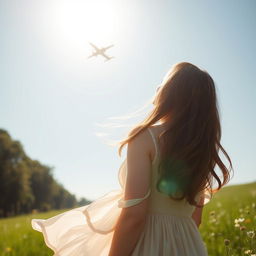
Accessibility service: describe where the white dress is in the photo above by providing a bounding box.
[31,127,211,255]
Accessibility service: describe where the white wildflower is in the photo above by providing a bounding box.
[234,218,244,224]
[247,230,255,239]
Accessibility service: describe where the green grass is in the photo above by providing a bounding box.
[1,182,255,256]
[0,209,68,256]
[199,182,256,255]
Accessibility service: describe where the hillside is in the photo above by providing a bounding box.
[0,182,255,255]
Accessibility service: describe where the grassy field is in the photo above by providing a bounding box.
[1,182,255,256]
[200,182,256,255]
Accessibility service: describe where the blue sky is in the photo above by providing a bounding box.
[1,0,255,201]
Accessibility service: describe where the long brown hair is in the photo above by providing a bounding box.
[118,62,233,207]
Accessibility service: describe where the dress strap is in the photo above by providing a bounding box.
[117,189,151,208]
[147,127,159,164]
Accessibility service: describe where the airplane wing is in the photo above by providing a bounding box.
[101,52,112,60]
[102,44,114,51]
[87,52,97,59]
[89,42,100,51]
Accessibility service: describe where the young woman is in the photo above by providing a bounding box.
[31,62,233,256]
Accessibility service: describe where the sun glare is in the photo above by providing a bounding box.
[45,0,119,61]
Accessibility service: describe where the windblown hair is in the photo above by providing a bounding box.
[118,62,233,207]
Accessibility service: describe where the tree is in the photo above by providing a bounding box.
[0,128,91,217]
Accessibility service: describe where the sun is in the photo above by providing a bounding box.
[44,0,119,60]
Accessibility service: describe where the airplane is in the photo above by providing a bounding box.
[88,42,114,62]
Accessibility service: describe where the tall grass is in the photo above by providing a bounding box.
[200,182,256,255]
[1,182,255,256]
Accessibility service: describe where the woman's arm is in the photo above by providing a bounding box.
[108,129,152,256]
[191,195,205,228]
[108,207,147,256]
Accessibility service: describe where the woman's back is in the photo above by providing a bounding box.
[148,125,200,217]
[118,125,208,255]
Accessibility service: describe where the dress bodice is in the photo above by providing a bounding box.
[117,127,205,217]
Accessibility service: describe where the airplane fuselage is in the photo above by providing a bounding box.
[94,49,105,54]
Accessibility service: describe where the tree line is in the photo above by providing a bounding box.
[0,129,91,218]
